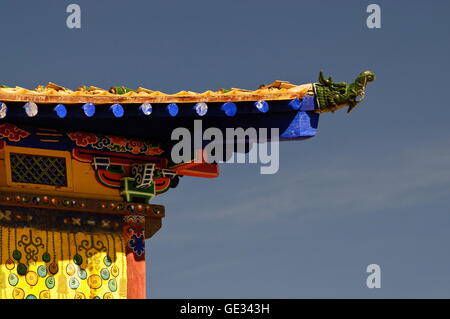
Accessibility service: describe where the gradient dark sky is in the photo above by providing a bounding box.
[1,0,449,298]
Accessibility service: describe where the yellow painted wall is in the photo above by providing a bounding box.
[0,226,127,299]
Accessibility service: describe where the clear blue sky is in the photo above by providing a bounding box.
[1,0,449,298]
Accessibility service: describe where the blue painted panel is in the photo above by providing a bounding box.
[280,111,319,139]
[299,95,317,111]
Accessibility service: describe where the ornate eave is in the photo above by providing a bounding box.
[0,71,375,299]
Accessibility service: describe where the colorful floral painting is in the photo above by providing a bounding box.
[67,132,98,147]
[68,132,163,156]
[129,234,145,257]
[122,215,145,260]
[0,123,30,142]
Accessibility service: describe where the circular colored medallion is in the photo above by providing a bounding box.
[37,265,48,277]
[87,274,102,289]
[93,296,101,299]
[100,268,110,280]
[39,290,51,299]
[12,249,22,261]
[45,276,55,289]
[17,263,27,276]
[12,287,24,299]
[69,277,80,290]
[73,254,83,266]
[5,258,15,270]
[103,255,112,267]
[66,263,76,276]
[42,252,51,263]
[26,294,37,299]
[77,268,87,280]
[110,264,119,277]
[103,292,113,299]
[8,273,19,286]
[74,292,86,299]
[49,262,59,275]
[108,278,117,292]
[25,271,38,286]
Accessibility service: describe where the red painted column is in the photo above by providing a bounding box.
[123,215,146,299]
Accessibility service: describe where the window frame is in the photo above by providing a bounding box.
[5,146,73,191]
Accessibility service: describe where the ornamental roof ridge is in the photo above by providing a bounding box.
[0,81,314,104]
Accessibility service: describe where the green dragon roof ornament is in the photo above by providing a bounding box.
[314,70,376,113]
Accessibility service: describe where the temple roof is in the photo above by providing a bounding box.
[0,80,319,142]
[0,81,313,104]
[0,71,374,143]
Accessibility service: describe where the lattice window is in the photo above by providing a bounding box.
[10,153,68,187]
